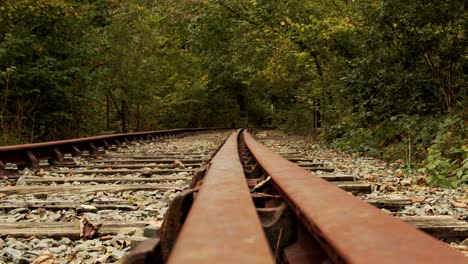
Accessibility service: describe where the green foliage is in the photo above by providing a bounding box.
[0,0,466,188]
[422,115,467,187]
[0,0,100,142]
[316,0,467,188]
[424,150,460,188]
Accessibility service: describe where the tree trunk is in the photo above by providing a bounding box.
[106,95,110,130]
[136,103,140,131]
[121,100,128,133]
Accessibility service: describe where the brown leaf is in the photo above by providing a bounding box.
[451,200,468,209]
[252,192,282,198]
[411,185,426,191]
[411,196,425,203]
[416,176,427,185]
[173,160,185,169]
[364,174,376,182]
[35,168,45,176]
[134,200,150,208]
[251,176,271,192]
[31,251,58,264]
[380,184,397,192]
[394,169,404,178]
[394,159,405,165]
[401,178,412,186]
[80,214,102,239]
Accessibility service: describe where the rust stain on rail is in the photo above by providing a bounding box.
[243,130,467,264]
[168,131,273,264]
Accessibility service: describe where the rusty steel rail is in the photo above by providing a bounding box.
[167,131,273,264]
[0,128,223,170]
[243,130,467,263]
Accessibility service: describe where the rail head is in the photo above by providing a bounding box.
[167,131,274,264]
[242,130,467,264]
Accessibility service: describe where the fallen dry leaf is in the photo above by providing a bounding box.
[451,200,468,209]
[134,200,150,208]
[394,169,404,178]
[417,176,427,185]
[35,168,45,176]
[251,176,271,192]
[411,196,425,203]
[380,184,397,192]
[32,251,58,264]
[252,192,282,198]
[173,160,185,169]
[364,174,376,182]
[394,159,405,165]
[401,178,412,186]
[80,214,103,239]
[411,185,426,191]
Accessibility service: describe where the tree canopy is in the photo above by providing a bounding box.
[1,0,466,186]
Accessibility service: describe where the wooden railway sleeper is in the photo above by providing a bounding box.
[0,129,221,174]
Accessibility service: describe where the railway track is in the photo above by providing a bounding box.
[128,129,467,263]
[0,129,467,263]
[0,129,231,263]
